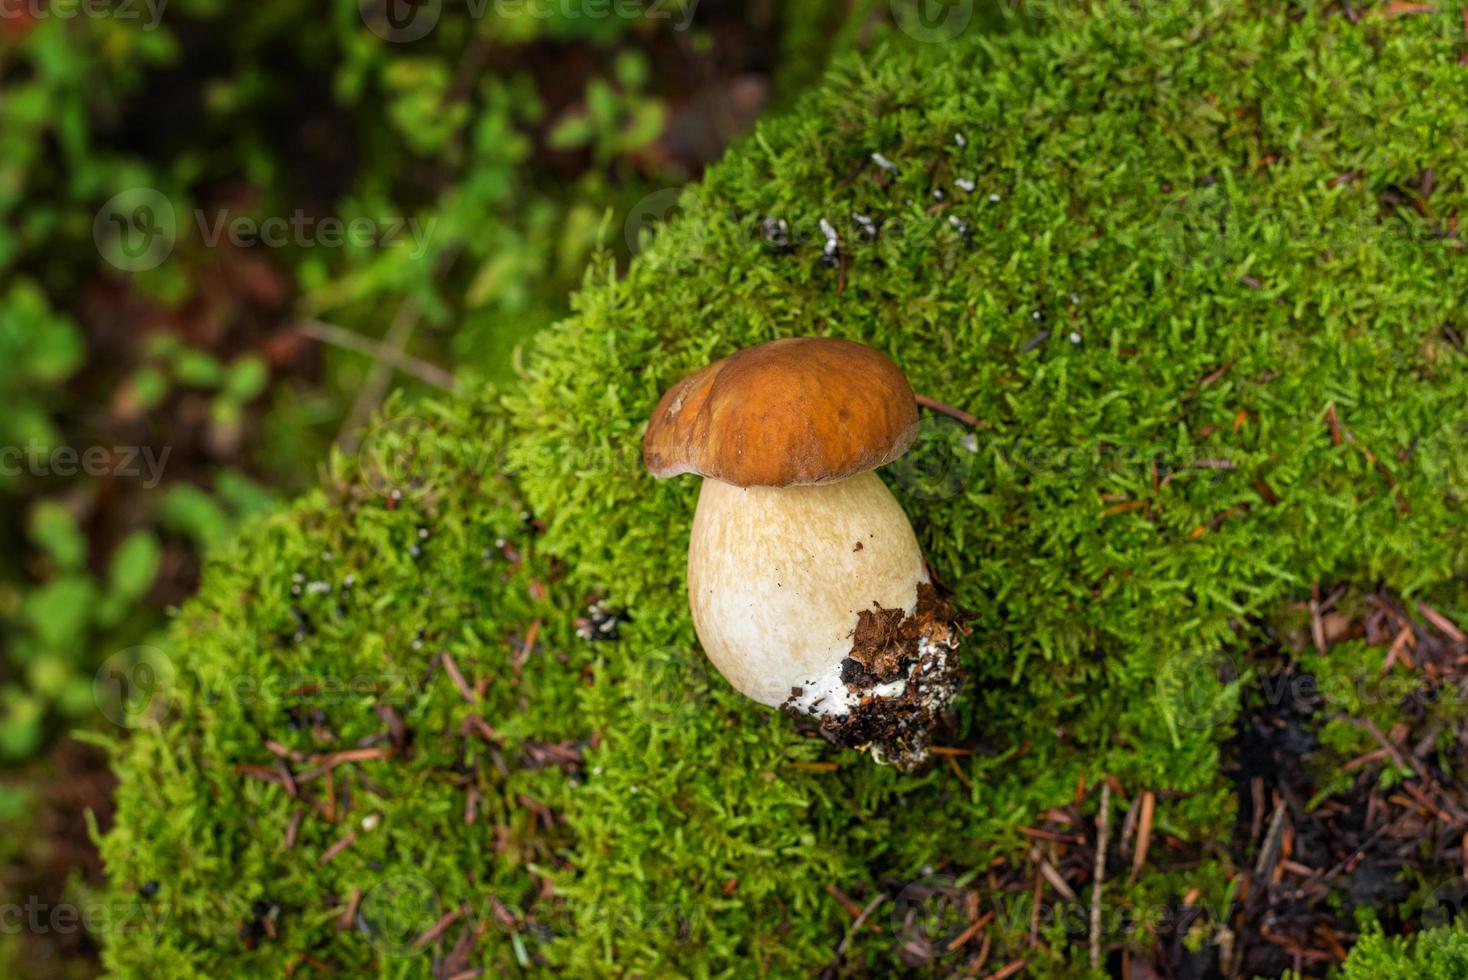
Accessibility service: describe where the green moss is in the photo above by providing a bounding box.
[1337,919,1468,979]
[100,2,1468,976]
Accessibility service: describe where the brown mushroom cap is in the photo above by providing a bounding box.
[643,337,920,487]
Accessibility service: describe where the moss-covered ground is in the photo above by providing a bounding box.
[97,1,1467,975]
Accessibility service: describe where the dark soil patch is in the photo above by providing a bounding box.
[1220,590,1468,977]
[2,737,116,978]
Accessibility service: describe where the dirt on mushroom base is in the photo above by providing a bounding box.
[782,583,969,769]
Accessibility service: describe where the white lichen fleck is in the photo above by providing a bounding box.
[871,152,899,173]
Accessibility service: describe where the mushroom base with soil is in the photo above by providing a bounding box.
[686,471,967,768]
[788,583,966,769]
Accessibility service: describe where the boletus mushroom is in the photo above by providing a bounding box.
[643,337,966,768]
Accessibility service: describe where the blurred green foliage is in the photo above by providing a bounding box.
[0,0,853,773]
[0,283,84,476]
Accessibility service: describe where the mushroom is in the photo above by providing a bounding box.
[643,337,966,768]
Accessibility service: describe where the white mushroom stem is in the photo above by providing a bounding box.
[687,470,929,713]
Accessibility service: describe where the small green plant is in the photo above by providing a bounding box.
[0,503,160,759]
[547,52,667,164]
[0,281,85,487]
[1337,919,1468,979]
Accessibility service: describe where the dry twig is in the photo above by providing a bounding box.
[1090,782,1111,971]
